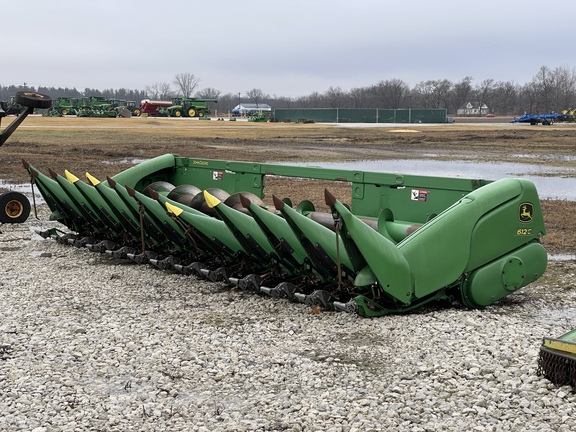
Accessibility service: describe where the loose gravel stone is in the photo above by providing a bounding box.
[0,207,575,431]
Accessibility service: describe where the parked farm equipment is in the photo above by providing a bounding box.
[0,96,25,116]
[248,111,272,122]
[136,99,173,116]
[510,112,575,125]
[44,97,81,116]
[20,150,548,317]
[75,96,118,118]
[156,97,217,118]
[109,99,138,117]
[44,97,137,117]
[1,91,52,224]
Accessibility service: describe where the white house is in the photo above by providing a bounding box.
[457,102,489,116]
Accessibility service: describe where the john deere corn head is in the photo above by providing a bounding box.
[22,154,548,317]
[538,329,576,391]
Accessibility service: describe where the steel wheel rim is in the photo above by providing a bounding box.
[5,199,23,219]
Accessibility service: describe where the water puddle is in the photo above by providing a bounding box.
[0,179,44,203]
[511,153,576,162]
[102,157,149,165]
[285,159,576,200]
[548,254,576,261]
[0,179,34,194]
[4,159,575,203]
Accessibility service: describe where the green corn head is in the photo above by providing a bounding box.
[22,154,548,317]
[538,329,576,391]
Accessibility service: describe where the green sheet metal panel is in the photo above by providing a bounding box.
[350,175,489,221]
[338,109,377,123]
[377,109,396,123]
[275,108,448,124]
[169,157,491,221]
[394,109,411,123]
[274,108,337,123]
[171,157,265,197]
[411,109,447,123]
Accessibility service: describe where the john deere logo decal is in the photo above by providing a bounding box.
[519,203,533,223]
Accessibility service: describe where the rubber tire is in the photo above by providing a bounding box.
[174,110,182,117]
[188,108,196,117]
[198,111,204,117]
[15,91,52,109]
[0,191,31,224]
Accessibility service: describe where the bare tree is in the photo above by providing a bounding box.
[528,65,575,112]
[173,73,200,97]
[297,91,325,108]
[473,79,495,116]
[518,83,539,114]
[369,78,409,109]
[369,80,393,108]
[273,96,294,108]
[413,79,452,109]
[324,86,347,108]
[492,81,519,115]
[246,88,268,107]
[531,66,553,112]
[452,77,473,114]
[196,87,221,100]
[387,79,409,109]
[214,92,237,114]
[145,82,173,100]
[549,65,576,111]
[348,87,369,108]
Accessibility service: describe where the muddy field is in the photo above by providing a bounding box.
[1,115,575,256]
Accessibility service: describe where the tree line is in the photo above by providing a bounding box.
[2,65,575,116]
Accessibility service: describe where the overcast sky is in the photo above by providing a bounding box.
[3,1,572,98]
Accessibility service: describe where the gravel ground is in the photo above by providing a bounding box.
[1,207,575,432]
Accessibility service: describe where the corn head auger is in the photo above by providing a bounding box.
[20,153,548,317]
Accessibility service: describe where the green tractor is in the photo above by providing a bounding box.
[76,96,117,118]
[43,97,81,117]
[108,99,138,117]
[157,97,217,118]
[124,100,138,116]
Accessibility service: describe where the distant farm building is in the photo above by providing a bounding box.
[232,103,272,116]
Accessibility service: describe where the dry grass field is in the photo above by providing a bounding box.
[1,115,575,255]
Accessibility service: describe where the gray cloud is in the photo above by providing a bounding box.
[3,0,571,96]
